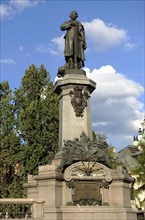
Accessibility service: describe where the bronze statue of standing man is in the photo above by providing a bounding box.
[60,11,87,69]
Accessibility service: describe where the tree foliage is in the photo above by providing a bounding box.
[14,64,59,176]
[134,141,145,183]
[131,135,145,208]
[0,65,59,197]
[0,81,22,197]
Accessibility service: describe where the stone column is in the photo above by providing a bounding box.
[24,163,64,220]
[24,175,38,199]
[109,181,132,207]
[54,70,96,150]
[109,167,134,208]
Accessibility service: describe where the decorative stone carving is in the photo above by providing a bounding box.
[57,132,119,171]
[69,86,90,117]
[64,162,112,206]
[64,161,112,182]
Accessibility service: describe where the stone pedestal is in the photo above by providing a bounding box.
[24,69,137,220]
[54,69,96,150]
[24,161,137,220]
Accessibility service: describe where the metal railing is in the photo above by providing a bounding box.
[0,198,44,219]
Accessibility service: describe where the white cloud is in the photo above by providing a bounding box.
[0,0,45,19]
[84,65,144,150]
[35,35,64,55]
[85,66,143,100]
[124,42,137,51]
[10,0,41,9]
[35,44,50,53]
[51,35,64,55]
[0,4,14,18]
[0,59,16,64]
[83,19,135,51]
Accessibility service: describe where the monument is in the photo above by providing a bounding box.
[24,11,137,220]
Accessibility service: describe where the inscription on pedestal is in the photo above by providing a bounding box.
[68,181,102,206]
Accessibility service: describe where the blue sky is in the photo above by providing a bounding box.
[0,0,144,151]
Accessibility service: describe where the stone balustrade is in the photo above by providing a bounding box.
[0,198,44,219]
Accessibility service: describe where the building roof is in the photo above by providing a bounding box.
[118,145,141,171]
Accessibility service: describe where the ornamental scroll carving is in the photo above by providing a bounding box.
[69,86,90,117]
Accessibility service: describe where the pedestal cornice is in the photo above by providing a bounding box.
[54,74,96,95]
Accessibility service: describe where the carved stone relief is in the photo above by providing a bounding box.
[69,86,90,117]
[57,132,119,171]
[64,162,112,206]
[64,161,112,182]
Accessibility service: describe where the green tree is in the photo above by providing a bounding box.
[136,134,145,183]
[0,81,22,198]
[132,134,145,209]
[14,64,59,178]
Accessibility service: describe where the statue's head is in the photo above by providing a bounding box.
[69,11,78,20]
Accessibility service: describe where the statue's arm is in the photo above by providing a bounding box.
[60,21,72,31]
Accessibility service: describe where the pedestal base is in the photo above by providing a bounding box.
[24,161,137,220]
[60,206,136,220]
